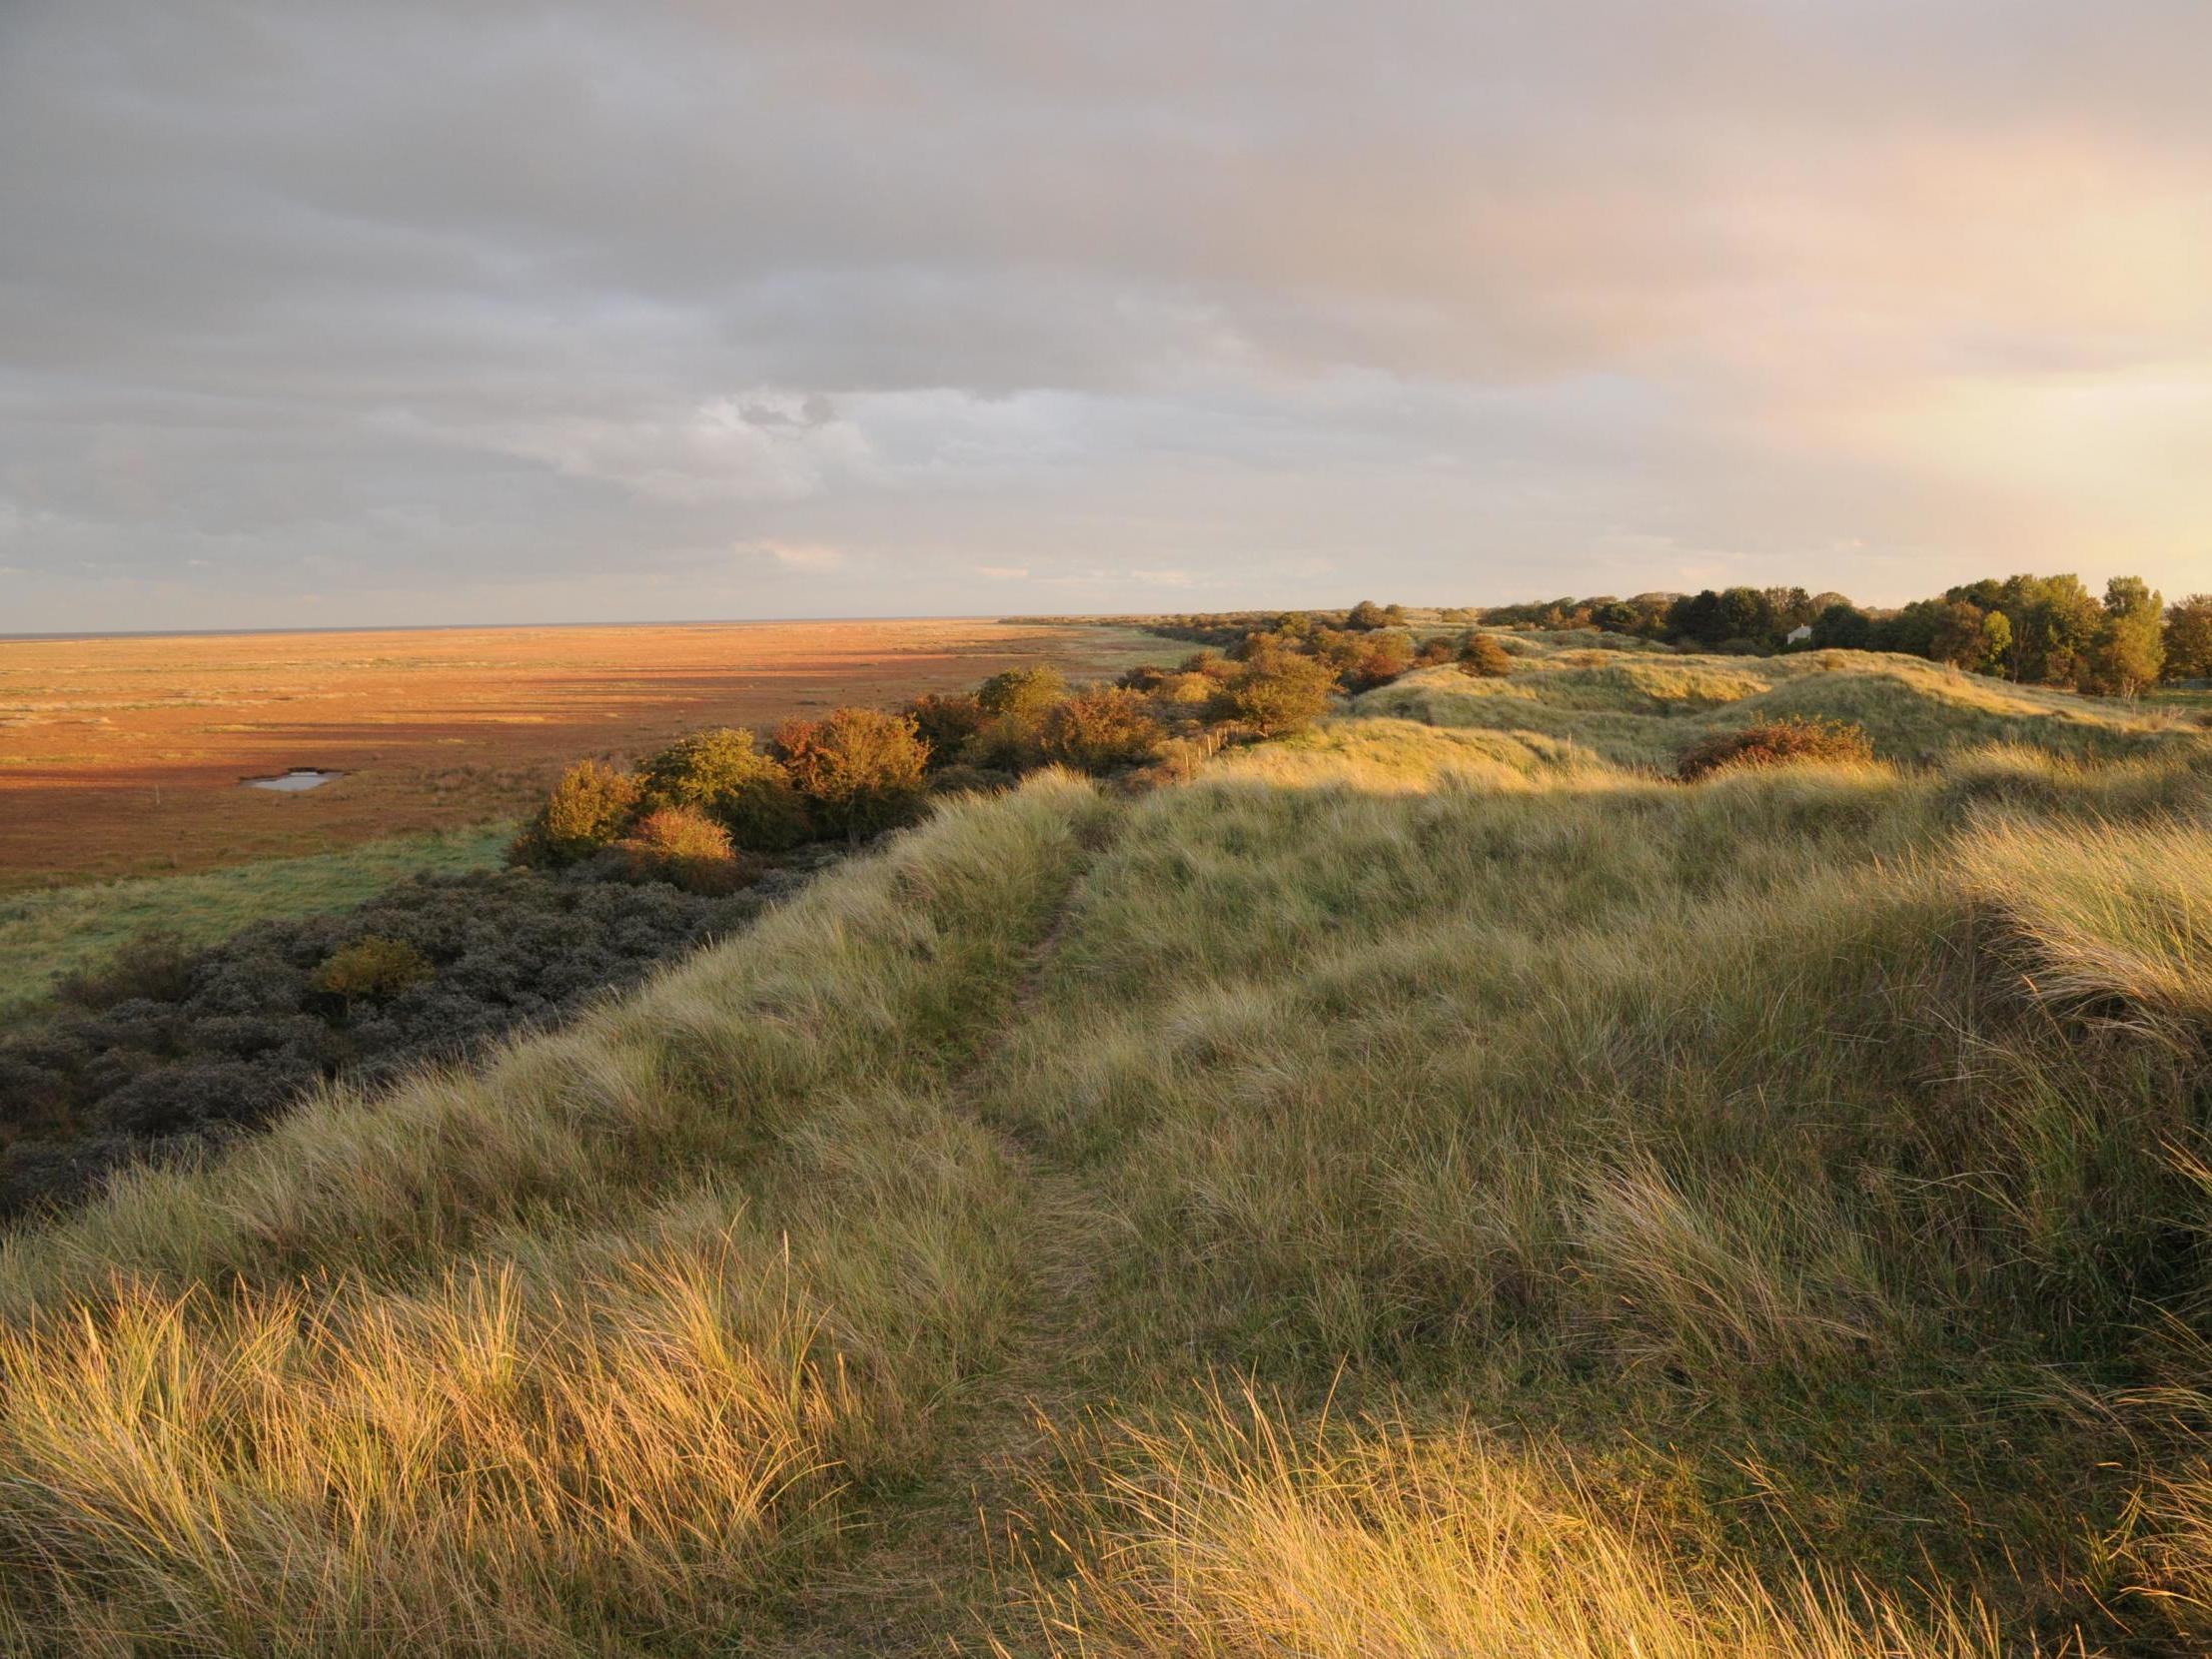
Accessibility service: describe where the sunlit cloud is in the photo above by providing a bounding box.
[0,0,2205,628]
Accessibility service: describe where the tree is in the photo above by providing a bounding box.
[1808,602,1872,651]
[2005,573,2102,686]
[2091,575,2164,696]
[1211,649,1336,734]
[1929,600,1990,669]
[1666,590,1724,646]
[1876,597,1946,660]
[1977,609,2013,677]
[1593,601,1642,634]
[1345,599,1389,631]
[774,707,931,839]
[1714,586,1773,646]
[1763,586,1815,635]
[2164,593,2212,681]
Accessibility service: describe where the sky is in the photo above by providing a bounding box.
[2,1,2208,632]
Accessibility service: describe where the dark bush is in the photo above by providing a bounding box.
[101,1060,307,1138]
[1039,685,1163,772]
[57,931,198,1010]
[0,861,784,1219]
[776,707,931,838]
[1675,716,1875,781]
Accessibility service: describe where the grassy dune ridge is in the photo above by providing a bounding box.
[1,639,2210,1653]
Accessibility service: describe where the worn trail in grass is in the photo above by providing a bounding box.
[749,816,1132,1656]
[3,640,2212,1655]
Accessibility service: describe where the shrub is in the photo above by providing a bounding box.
[775,707,931,838]
[1347,630,1416,690]
[905,692,988,764]
[1676,716,1874,781]
[512,760,641,866]
[310,936,434,1006]
[1457,633,1515,677]
[974,665,1069,725]
[1040,685,1164,773]
[635,728,808,851]
[1210,650,1337,736]
[961,712,1045,774]
[1157,671,1220,706]
[614,806,747,895]
[0,866,778,1218]
[57,931,197,1009]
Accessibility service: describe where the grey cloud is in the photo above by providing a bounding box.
[1,0,2207,630]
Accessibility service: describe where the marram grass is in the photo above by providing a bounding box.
[0,641,2206,1653]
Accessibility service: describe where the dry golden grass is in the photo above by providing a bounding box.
[0,635,2208,1653]
[1013,1388,2007,1659]
[0,1246,849,1657]
[1956,814,2212,1032]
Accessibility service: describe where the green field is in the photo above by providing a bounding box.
[0,824,511,1022]
[0,638,2208,1654]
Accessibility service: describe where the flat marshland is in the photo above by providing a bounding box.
[2,633,2211,1654]
[0,617,1163,890]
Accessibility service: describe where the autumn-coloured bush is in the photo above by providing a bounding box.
[1458,632,1516,677]
[615,806,747,894]
[511,759,641,866]
[635,728,808,851]
[1346,629,1416,690]
[1040,685,1164,772]
[1209,649,1336,735]
[775,706,932,838]
[1675,716,1874,780]
[310,936,434,1006]
[905,692,989,764]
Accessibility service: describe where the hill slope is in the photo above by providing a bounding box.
[1,642,2210,1655]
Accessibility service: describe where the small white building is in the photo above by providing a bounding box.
[1785,623,1813,644]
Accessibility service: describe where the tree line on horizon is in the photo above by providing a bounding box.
[1472,575,2211,696]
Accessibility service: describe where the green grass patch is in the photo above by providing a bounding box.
[0,823,512,1023]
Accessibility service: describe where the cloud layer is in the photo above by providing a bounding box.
[3,0,2207,629]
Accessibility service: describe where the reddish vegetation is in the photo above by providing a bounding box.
[0,618,1160,889]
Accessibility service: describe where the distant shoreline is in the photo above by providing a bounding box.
[0,613,1066,645]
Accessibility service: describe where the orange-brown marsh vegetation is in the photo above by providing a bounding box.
[0,618,1161,889]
